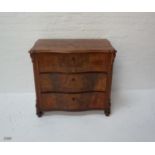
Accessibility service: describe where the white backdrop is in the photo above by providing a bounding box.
[0,13,155,142]
[0,12,155,93]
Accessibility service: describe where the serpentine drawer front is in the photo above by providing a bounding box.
[39,73,107,93]
[40,92,107,111]
[37,53,111,73]
[29,39,116,117]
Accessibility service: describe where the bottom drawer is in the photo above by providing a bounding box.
[40,92,108,111]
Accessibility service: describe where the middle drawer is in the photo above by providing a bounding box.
[39,73,107,93]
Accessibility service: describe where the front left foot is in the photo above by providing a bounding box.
[104,108,110,116]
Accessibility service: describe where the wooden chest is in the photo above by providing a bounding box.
[29,39,116,117]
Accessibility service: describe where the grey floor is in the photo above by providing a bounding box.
[0,89,155,142]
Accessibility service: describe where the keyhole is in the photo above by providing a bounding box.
[72,57,75,61]
[72,78,75,81]
[72,97,75,101]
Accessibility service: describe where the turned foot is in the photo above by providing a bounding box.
[104,108,110,116]
[37,111,43,117]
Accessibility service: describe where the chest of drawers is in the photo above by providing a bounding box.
[29,39,116,117]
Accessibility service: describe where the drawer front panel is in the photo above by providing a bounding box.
[40,92,108,111]
[37,53,111,73]
[39,73,107,92]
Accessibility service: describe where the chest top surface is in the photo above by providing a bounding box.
[30,39,116,54]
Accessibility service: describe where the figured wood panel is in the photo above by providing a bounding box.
[40,92,108,111]
[37,53,111,73]
[39,73,107,92]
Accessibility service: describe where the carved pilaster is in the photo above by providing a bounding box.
[110,51,116,65]
[30,53,34,63]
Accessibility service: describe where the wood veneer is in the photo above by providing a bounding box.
[29,39,116,117]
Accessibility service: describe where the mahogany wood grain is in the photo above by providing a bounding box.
[40,92,108,111]
[39,73,107,93]
[30,39,115,53]
[37,53,111,73]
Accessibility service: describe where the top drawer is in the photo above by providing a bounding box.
[37,53,112,73]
